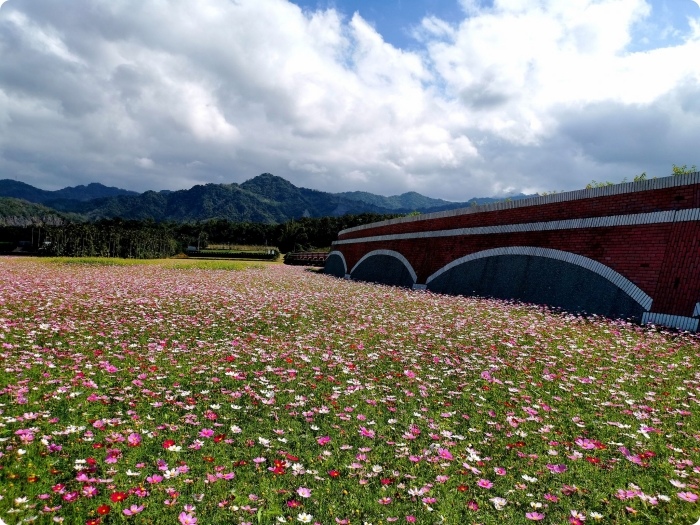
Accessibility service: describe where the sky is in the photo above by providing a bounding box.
[0,0,699,201]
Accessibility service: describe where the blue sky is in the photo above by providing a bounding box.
[291,0,700,51]
[1,0,699,200]
[291,0,468,50]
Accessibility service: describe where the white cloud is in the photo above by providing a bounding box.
[0,0,699,200]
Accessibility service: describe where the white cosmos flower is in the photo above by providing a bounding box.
[490,497,507,510]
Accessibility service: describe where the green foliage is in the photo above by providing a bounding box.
[42,220,180,258]
[585,180,615,189]
[0,213,403,258]
[672,164,698,176]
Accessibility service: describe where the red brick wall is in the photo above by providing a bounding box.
[333,175,700,319]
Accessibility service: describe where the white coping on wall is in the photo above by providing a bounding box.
[338,172,700,237]
[350,249,417,284]
[642,312,700,332]
[326,250,347,274]
[425,246,654,311]
[331,208,700,246]
[694,302,700,317]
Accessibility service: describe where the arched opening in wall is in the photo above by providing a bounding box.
[426,247,651,322]
[324,251,347,278]
[350,249,416,288]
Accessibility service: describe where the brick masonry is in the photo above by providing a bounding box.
[324,173,700,331]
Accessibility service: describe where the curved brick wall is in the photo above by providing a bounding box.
[325,172,700,331]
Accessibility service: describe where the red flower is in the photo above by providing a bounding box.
[110,492,127,503]
[285,453,299,462]
[97,505,111,515]
[86,519,101,525]
[585,456,601,465]
[162,439,175,449]
[213,434,226,443]
[380,478,394,486]
[328,469,340,478]
[457,484,469,492]
[287,499,302,508]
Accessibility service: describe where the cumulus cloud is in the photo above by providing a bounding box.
[0,0,699,199]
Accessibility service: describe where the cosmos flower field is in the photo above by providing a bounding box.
[1,258,699,525]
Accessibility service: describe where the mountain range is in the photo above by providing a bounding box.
[0,173,530,224]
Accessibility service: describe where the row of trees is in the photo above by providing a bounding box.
[0,213,403,257]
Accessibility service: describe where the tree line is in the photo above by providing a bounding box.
[0,213,403,257]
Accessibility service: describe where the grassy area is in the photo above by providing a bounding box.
[0,258,698,524]
[43,256,268,271]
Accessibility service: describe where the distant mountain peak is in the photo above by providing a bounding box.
[0,173,535,224]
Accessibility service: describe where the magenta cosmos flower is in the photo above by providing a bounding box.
[477,479,494,489]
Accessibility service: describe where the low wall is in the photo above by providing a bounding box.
[325,173,700,331]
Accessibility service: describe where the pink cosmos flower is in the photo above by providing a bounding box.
[123,504,144,515]
[62,491,79,502]
[297,487,311,498]
[546,463,567,474]
[127,433,142,447]
[575,438,596,450]
[359,427,375,438]
[81,485,98,498]
[179,512,198,525]
[198,428,215,438]
[678,491,698,503]
[477,479,494,489]
[437,448,453,461]
[526,512,545,520]
[317,436,331,446]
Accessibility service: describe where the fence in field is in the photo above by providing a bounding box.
[284,251,328,266]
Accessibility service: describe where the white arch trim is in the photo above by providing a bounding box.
[425,246,653,311]
[350,249,417,284]
[326,250,348,274]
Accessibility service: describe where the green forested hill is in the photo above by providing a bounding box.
[0,173,527,224]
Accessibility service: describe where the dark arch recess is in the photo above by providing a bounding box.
[324,253,347,278]
[427,254,646,321]
[351,254,416,288]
